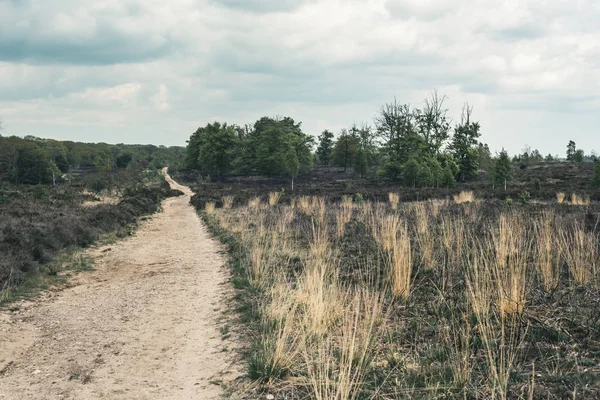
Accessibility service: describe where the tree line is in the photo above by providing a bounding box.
[0,129,184,185]
[185,91,599,190]
[185,92,494,188]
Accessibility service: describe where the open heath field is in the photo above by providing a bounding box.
[201,191,600,399]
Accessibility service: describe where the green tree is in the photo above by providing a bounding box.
[332,129,360,172]
[353,123,378,166]
[567,140,577,162]
[417,161,433,187]
[315,130,335,165]
[519,145,531,164]
[574,149,585,163]
[545,154,555,162]
[197,122,237,176]
[116,152,133,169]
[374,98,424,163]
[450,104,481,181]
[354,147,368,178]
[425,157,443,188]
[40,140,70,173]
[94,151,114,173]
[493,149,512,191]
[247,117,313,177]
[11,139,55,184]
[530,149,543,163]
[441,165,456,188]
[283,144,300,191]
[401,158,422,187]
[478,143,493,171]
[376,161,403,181]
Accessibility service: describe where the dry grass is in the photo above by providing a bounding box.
[414,203,434,270]
[204,201,216,214]
[298,196,311,213]
[534,211,559,291]
[248,196,261,209]
[335,209,349,238]
[269,191,283,206]
[388,223,412,298]
[466,252,524,399]
[222,195,234,210]
[570,193,591,206]
[492,214,528,315]
[453,191,475,204]
[304,290,384,400]
[204,190,600,399]
[388,192,400,210]
[561,223,598,286]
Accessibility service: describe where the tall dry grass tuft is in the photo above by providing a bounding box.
[335,210,347,238]
[414,203,434,270]
[311,197,327,223]
[388,223,412,298]
[222,195,234,210]
[561,223,598,286]
[371,214,412,298]
[444,312,473,389]
[556,192,566,204]
[453,191,475,204]
[388,193,400,210]
[570,193,591,206]
[272,206,295,249]
[269,191,283,206]
[249,239,270,286]
[249,305,302,383]
[297,260,342,337]
[248,196,261,209]
[373,214,400,252]
[335,201,354,238]
[440,215,465,289]
[466,252,524,400]
[491,214,528,315]
[309,219,331,262]
[299,196,311,214]
[304,290,385,400]
[205,201,216,214]
[534,211,559,291]
[428,198,446,218]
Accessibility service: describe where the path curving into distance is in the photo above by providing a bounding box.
[0,170,239,399]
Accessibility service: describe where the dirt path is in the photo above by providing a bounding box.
[0,172,240,399]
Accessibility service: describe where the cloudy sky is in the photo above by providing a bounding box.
[0,0,598,155]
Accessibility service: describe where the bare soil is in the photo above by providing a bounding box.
[0,172,240,399]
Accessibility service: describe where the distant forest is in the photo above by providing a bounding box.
[185,92,599,189]
[0,127,184,185]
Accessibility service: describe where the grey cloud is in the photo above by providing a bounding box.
[476,24,545,42]
[385,0,455,21]
[0,1,175,65]
[496,93,600,114]
[211,0,306,13]
[0,37,174,66]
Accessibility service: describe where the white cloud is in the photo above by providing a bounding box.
[0,0,598,154]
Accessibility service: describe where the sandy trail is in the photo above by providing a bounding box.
[0,172,239,399]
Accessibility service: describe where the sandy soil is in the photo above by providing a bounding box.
[0,171,240,399]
